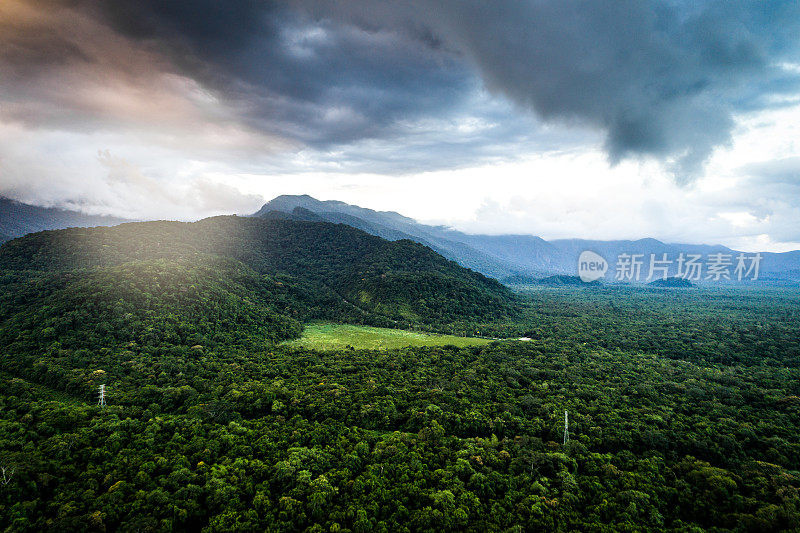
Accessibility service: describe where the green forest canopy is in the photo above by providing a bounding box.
[0,220,799,531]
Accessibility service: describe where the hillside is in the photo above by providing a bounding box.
[0,217,515,348]
[0,257,304,356]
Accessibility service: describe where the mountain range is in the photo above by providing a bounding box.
[253,195,800,285]
[2,194,799,284]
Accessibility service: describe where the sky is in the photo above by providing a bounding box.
[1,0,800,251]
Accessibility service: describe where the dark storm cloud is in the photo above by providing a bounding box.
[290,0,800,179]
[73,0,475,148]
[3,0,800,178]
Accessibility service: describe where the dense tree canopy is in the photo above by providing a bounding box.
[1,221,799,531]
[0,217,515,326]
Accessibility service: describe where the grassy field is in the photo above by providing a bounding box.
[284,322,494,350]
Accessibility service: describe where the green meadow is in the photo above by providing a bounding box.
[284,322,494,350]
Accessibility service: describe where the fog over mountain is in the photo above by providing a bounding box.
[0,196,129,244]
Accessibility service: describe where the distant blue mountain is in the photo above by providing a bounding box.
[254,195,800,285]
[254,195,570,278]
[0,197,129,244]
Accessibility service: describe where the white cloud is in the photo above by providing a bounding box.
[2,96,798,252]
[211,101,800,252]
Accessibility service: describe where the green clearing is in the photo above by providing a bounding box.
[284,322,494,350]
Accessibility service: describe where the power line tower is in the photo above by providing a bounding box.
[563,410,569,445]
[97,384,107,408]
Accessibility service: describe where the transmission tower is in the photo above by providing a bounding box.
[563,410,569,445]
[97,384,107,408]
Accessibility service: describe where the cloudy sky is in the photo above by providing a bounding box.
[1,0,800,251]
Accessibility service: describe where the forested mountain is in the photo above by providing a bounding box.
[0,196,128,244]
[254,195,800,284]
[253,196,551,279]
[0,217,515,349]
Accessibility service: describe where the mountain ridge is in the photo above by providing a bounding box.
[3,194,798,284]
[252,195,800,284]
